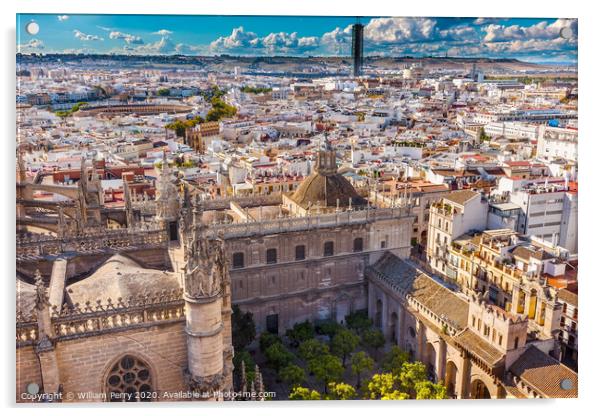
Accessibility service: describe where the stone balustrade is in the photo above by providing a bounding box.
[16,289,184,347]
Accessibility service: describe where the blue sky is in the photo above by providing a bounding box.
[16,15,578,63]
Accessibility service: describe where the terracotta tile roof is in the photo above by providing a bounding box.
[454,329,504,367]
[443,190,480,206]
[368,252,468,329]
[511,245,554,261]
[509,346,578,398]
[558,288,578,307]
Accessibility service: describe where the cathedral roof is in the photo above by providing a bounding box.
[289,170,366,209]
[65,254,180,305]
[16,277,36,317]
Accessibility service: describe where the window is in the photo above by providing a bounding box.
[498,335,503,346]
[573,308,578,319]
[232,252,244,269]
[562,303,568,313]
[106,355,153,402]
[353,238,363,252]
[295,245,306,261]
[380,240,387,249]
[323,241,334,257]
[471,315,476,327]
[514,337,519,349]
[266,248,277,264]
[484,325,490,337]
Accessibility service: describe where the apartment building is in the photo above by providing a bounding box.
[426,190,488,276]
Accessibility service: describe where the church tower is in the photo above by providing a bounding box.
[177,191,233,400]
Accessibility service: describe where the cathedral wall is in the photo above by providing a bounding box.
[236,284,366,334]
[226,216,412,333]
[16,346,43,402]
[53,321,188,402]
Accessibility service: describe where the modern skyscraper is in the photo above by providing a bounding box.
[352,23,364,77]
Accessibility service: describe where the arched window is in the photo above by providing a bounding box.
[323,241,334,257]
[232,252,244,269]
[106,355,153,402]
[353,237,363,252]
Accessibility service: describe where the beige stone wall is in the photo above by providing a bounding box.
[227,217,412,332]
[40,322,188,403]
[16,346,43,402]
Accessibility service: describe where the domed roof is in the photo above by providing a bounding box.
[66,254,181,305]
[290,169,366,209]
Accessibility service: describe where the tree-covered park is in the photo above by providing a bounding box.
[231,307,447,400]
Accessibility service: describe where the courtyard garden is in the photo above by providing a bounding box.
[231,306,447,400]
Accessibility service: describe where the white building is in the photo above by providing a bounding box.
[509,180,577,253]
[427,190,489,275]
[536,126,578,162]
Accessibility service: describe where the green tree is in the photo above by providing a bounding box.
[289,386,321,400]
[285,320,314,347]
[165,120,187,137]
[298,339,329,362]
[264,342,294,371]
[308,354,344,393]
[259,331,282,353]
[381,346,410,374]
[157,88,171,96]
[232,305,256,351]
[396,361,429,397]
[206,97,237,122]
[279,364,305,387]
[415,380,447,399]
[241,86,272,94]
[479,128,491,143]
[315,320,343,339]
[326,382,356,400]
[345,310,372,334]
[350,351,375,388]
[365,369,444,400]
[361,328,385,358]
[330,328,360,366]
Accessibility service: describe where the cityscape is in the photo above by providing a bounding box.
[16,14,578,402]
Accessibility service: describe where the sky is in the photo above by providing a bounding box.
[16,15,578,63]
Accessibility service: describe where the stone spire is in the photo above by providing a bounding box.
[34,269,49,311]
[123,180,135,230]
[254,365,264,400]
[155,154,180,224]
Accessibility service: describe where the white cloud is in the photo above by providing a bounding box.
[73,30,103,42]
[57,15,69,22]
[438,25,479,42]
[18,38,45,51]
[109,31,144,45]
[210,26,259,51]
[209,26,319,55]
[364,17,437,43]
[152,29,173,36]
[483,19,577,42]
[124,36,203,55]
